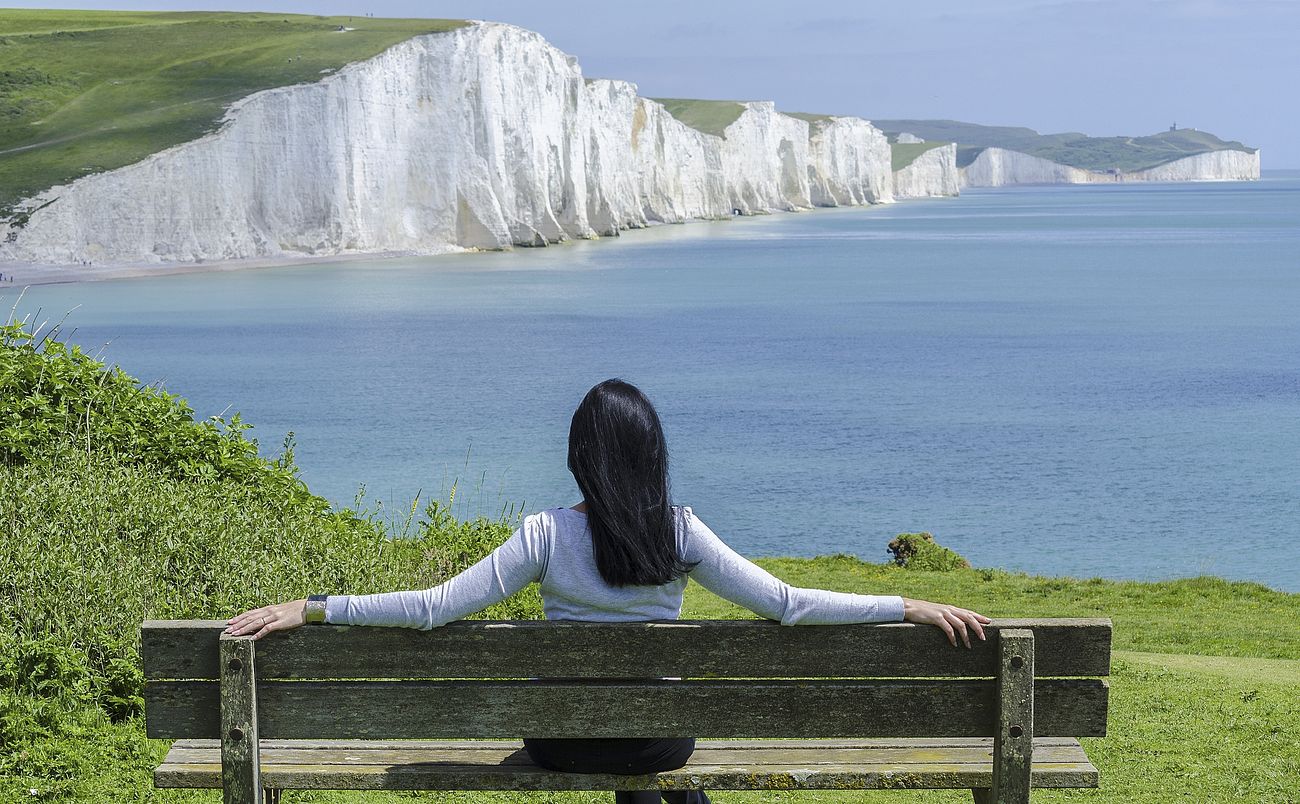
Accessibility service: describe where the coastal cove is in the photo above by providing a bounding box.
[10,178,1300,592]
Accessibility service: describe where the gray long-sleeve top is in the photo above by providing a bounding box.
[325,507,905,627]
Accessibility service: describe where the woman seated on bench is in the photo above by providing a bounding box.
[227,379,989,804]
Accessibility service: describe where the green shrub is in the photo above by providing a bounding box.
[886,532,970,572]
[1,320,313,501]
[0,317,537,789]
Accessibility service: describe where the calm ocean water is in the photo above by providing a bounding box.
[12,179,1300,591]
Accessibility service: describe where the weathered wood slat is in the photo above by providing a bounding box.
[157,762,1101,792]
[165,737,1091,751]
[142,619,1112,680]
[145,619,1109,796]
[158,762,1101,792]
[146,678,1108,740]
[156,738,1098,791]
[162,743,1093,767]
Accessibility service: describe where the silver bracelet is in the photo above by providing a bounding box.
[304,594,328,624]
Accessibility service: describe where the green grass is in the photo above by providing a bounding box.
[1117,651,1300,686]
[0,10,466,215]
[2,319,1297,803]
[875,119,1256,173]
[0,316,531,799]
[651,98,747,138]
[784,112,834,124]
[684,556,1300,660]
[1032,129,1256,173]
[891,141,949,172]
[5,562,1295,803]
[955,145,988,169]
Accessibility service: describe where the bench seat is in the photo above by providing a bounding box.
[144,619,1111,802]
[156,737,1099,792]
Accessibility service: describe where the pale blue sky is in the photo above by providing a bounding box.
[12,0,1298,166]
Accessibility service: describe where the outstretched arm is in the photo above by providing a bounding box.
[682,510,988,645]
[225,525,545,639]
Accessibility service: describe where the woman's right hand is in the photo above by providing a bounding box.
[224,599,308,640]
[902,598,990,648]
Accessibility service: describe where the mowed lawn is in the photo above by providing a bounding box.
[0,10,464,213]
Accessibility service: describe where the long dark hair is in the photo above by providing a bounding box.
[568,379,695,587]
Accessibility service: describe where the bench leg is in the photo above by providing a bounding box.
[262,790,281,804]
[971,790,993,804]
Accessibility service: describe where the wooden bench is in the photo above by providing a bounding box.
[142,617,1110,803]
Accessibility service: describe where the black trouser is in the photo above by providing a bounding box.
[523,737,711,804]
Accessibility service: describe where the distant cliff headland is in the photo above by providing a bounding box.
[0,11,1260,269]
[878,120,1260,188]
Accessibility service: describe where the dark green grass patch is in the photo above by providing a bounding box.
[891,141,949,172]
[784,111,834,124]
[0,10,466,214]
[956,145,987,168]
[652,98,746,138]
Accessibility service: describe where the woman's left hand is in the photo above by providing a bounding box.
[902,597,991,648]
[224,599,307,639]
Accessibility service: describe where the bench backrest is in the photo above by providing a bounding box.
[143,618,1110,741]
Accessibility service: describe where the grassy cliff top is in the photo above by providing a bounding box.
[0,9,466,214]
[784,111,835,124]
[891,140,950,171]
[651,97,747,137]
[874,119,1256,172]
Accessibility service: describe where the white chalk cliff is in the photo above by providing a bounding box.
[961,146,1260,187]
[0,22,895,267]
[892,144,960,199]
[960,148,1090,187]
[1125,149,1260,182]
[805,116,893,207]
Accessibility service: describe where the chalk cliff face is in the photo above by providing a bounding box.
[0,22,895,267]
[621,91,731,226]
[806,117,893,206]
[1129,149,1260,182]
[721,103,811,213]
[891,144,960,198]
[962,146,1261,187]
[960,148,1091,187]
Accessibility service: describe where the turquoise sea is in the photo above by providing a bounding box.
[12,178,1300,591]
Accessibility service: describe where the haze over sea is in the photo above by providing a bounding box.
[13,178,1299,591]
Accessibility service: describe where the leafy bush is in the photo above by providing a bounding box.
[1,321,312,499]
[886,532,970,572]
[0,318,536,787]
